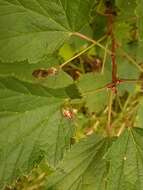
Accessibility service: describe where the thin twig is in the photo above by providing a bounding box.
[107,90,114,136]
[82,85,107,96]
[120,48,143,72]
[120,78,143,84]
[116,93,123,110]
[60,35,106,68]
[72,32,112,54]
[112,95,138,128]
[101,38,110,74]
[117,123,125,137]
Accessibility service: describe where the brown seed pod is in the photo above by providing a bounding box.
[32,67,58,79]
[46,67,58,76]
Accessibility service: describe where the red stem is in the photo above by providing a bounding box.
[107,13,117,90]
[111,36,117,83]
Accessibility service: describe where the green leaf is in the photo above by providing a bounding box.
[0,57,74,88]
[135,99,143,128]
[0,57,56,81]
[0,0,94,62]
[45,128,143,190]
[45,134,112,190]
[59,43,75,61]
[123,42,143,63]
[77,71,111,112]
[0,76,75,189]
[117,57,140,94]
[116,0,137,20]
[105,127,143,190]
[115,22,130,44]
[136,0,143,40]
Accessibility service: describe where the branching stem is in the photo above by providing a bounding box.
[82,78,143,96]
[59,15,143,137]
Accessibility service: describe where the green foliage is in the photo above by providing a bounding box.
[0,76,77,189]
[116,0,137,19]
[0,0,94,62]
[0,0,143,190]
[135,99,143,128]
[117,58,140,93]
[0,57,76,90]
[45,128,143,190]
[105,128,143,190]
[77,71,111,112]
[45,134,112,190]
[136,0,143,40]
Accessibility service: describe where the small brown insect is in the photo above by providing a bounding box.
[32,67,58,79]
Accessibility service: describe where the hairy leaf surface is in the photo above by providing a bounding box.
[0,76,75,188]
[0,58,73,88]
[45,134,112,190]
[77,71,111,112]
[106,128,143,190]
[45,128,143,190]
[0,0,94,62]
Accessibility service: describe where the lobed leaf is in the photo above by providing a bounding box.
[77,71,111,112]
[0,0,94,62]
[0,76,76,189]
[0,57,75,90]
[45,127,143,190]
[45,134,112,190]
[105,128,143,190]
